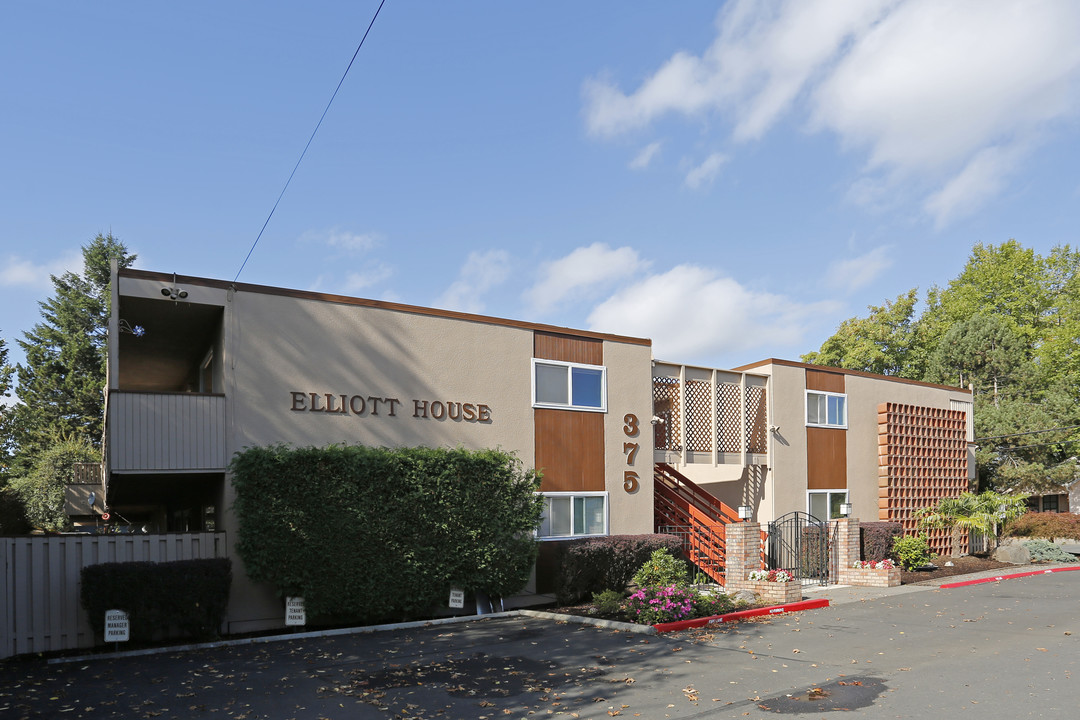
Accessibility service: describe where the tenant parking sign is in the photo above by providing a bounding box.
[285,596,306,626]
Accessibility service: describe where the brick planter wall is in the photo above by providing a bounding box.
[838,567,901,588]
[738,580,803,605]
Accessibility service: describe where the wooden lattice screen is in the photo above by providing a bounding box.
[684,380,713,452]
[716,383,742,452]
[653,376,681,451]
[745,385,768,453]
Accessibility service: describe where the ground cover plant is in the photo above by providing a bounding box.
[1022,539,1078,563]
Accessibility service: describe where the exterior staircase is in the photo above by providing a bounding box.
[654,462,743,586]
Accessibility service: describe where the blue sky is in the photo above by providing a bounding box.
[2,1,1079,375]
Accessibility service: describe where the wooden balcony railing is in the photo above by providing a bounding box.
[107,391,227,472]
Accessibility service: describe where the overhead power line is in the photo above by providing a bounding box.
[976,424,1080,442]
[233,0,389,283]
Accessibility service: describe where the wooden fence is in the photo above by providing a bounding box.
[1,532,227,659]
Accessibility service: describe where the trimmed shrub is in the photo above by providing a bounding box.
[1022,539,1078,563]
[591,589,625,617]
[860,522,903,562]
[892,534,933,571]
[1005,512,1080,541]
[632,548,690,589]
[556,534,684,603]
[231,444,542,624]
[80,558,232,642]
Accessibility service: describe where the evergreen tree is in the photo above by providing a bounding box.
[9,234,136,473]
[0,335,13,469]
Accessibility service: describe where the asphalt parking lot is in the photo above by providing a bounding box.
[3,570,1078,719]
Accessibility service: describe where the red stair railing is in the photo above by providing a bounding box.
[653,463,744,586]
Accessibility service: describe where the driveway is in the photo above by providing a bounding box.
[3,570,1078,718]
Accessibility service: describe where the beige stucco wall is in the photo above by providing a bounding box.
[761,362,811,521]
[603,340,656,536]
[115,273,654,631]
[757,361,972,522]
[843,373,971,524]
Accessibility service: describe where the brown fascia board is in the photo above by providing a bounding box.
[730,357,972,395]
[118,268,652,348]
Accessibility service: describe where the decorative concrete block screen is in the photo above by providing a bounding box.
[877,403,969,556]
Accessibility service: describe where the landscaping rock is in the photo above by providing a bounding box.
[730,589,758,605]
[992,544,1031,565]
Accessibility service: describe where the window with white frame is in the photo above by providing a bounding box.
[806,391,847,428]
[536,492,608,538]
[532,359,606,411]
[808,490,848,521]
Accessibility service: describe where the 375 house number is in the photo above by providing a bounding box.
[623,413,639,493]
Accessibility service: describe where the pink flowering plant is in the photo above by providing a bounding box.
[623,585,697,625]
[852,559,896,569]
[748,568,794,583]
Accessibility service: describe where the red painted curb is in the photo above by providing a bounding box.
[940,564,1080,589]
[652,597,830,633]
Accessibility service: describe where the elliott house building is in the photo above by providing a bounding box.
[95,264,974,634]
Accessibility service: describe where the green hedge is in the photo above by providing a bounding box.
[556,534,685,603]
[231,444,543,624]
[860,521,904,562]
[80,558,232,642]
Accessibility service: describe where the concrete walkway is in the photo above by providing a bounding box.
[803,561,1080,606]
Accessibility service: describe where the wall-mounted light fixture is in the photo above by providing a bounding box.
[161,286,188,300]
[737,505,753,520]
[161,273,189,300]
[840,502,852,517]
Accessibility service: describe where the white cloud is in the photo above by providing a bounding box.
[811,1,1080,175]
[586,264,839,361]
[924,144,1026,228]
[684,152,728,189]
[299,227,381,253]
[343,262,394,292]
[629,141,663,170]
[583,0,1080,223]
[435,250,512,314]
[582,0,892,140]
[825,246,893,293]
[524,243,649,315]
[0,251,81,288]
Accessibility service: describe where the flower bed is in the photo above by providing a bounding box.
[737,579,803,605]
[839,559,900,587]
[728,569,802,605]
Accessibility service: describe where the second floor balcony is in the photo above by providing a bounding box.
[107,390,227,472]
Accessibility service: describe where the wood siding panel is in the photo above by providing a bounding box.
[806,369,845,393]
[534,332,603,365]
[534,408,605,492]
[109,392,227,471]
[807,426,847,489]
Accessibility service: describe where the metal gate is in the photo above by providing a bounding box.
[766,512,836,586]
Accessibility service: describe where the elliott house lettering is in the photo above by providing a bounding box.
[290,392,492,423]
